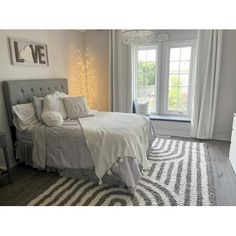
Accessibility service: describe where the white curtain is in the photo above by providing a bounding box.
[190,30,223,139]
[108,30,133,113]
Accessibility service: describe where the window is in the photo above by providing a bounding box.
[133,40,195,117]
[133,46,158,113]
[165,44,194,115]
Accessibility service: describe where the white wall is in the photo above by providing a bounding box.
[0,30,84,166]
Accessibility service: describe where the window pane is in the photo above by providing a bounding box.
[168,86,188,113]
[137,48,157,113]
[167,45,192,115]
[180,61,190,73]
[169,74,179,87]
[170,48,180,61]
[178,87,188,112]
[168,87,179,111]
[179,74,189,86]
[169,61,179,73]
[138,49,156,62]
[180,47,191,60]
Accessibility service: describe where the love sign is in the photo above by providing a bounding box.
[9,37,49,66]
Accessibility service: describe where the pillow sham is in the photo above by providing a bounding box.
[42,92,67,119]
[63,96,93,119]
[41,111,63,127]
[12,103,38,131]
[33,96,44,122]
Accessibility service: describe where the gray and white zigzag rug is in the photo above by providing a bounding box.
[28,138,216,206]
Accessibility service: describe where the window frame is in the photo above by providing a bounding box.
[132,39,196,117]
[132,44,160,114]
[163,40,196,117]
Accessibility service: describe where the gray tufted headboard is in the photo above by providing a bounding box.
[2,78,68,128]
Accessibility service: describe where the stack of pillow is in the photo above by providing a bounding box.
[12,91,93,130]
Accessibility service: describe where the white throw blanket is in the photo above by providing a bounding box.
[79,112,151,181]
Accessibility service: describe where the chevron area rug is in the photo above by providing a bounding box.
[28,138,216,206]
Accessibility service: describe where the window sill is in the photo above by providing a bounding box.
[147,114,191,123]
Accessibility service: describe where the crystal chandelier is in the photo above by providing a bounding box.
[121,30,155,45]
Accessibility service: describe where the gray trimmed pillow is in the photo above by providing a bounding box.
[63,96,92,119]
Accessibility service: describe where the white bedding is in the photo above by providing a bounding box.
[30,111,154,191]
[79,112,151,182]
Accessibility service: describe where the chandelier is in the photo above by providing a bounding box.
[121,30,155,45]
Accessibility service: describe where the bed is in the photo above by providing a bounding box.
[2,79,154,194]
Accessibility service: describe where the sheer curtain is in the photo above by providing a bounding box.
[190,30,223,139]
[108,30,133,113]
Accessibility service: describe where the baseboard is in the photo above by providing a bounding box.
[212,133,231,141]
[156,129,191,138]
[157,130,230,141]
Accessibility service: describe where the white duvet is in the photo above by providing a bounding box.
[79,112,151,182]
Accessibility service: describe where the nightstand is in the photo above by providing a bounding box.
[0,132,12,183]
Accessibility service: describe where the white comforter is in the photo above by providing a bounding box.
[79,112,151,182]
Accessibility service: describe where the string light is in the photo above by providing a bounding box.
[68,47,98,109]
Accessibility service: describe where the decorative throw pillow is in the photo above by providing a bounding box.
[134,100,149,115]
[42,92,68,120]
[63,96,93,119]
[12,103,38,131]
[33,96,44,122]
[41,111,63,127]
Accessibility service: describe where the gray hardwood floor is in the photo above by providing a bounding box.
[0,138,236,206]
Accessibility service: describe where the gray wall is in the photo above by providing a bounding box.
[213,30,236,140]
[83,30,109,111]
[0,30,84,166]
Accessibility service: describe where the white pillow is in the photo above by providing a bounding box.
[63,96,93,119]
[51,91,68,100]
[42,92,67,120]
[41,111,63,127]
[134,100,149,115]
[12,103,38,131]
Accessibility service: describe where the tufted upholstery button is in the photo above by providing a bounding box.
[21,89,24,93]
[48,87,50,90]
[31,88,34,92]
[61,86,63,89]
[55,86,57,90]
[40,88,42,91]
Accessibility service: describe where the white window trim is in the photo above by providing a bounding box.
[162,40,196,117]
[132,44,160,114]
[132,39,196,117]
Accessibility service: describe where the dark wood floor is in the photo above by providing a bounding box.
[0,139,236,206]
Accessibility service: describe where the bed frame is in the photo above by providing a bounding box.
[2,78,68,147]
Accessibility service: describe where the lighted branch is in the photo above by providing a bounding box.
[69,47,98,109]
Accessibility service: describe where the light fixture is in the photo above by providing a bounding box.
[156,30,169,42]
[121,30,155,45]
